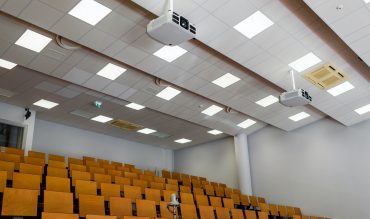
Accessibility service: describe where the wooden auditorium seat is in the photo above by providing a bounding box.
[145,188,161,204]
[245,210,257,219]
[48,160,67,169]
[0,160,15,179]
[44,190,74,214]
[109,197,133,218]
[223,198,234,209]
[180,203,197,219]
[87,216,117,219]
[101,183,120,201]
[210,196,222,207]
[136,199,157,218]
[48,154,66,162]
[195,194,209,206]
[258,211,269,219]
[42,212,79,219]
[47,166,68,178]
[215,207,230,219]
[199,205,215,219]
[231,209,245,219]
[12,172,41,191]
[46,176,71,192]
[79,194,105,217]
[0,170,7,192]
[1,188,38,216]
[123,185,142,202]
[75,180,97,198]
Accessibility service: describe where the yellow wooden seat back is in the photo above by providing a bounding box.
[44,190,74,214]
[1,188,38,216]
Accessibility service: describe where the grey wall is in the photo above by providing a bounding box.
[33,119,174,171]
[248,118,370,219]
[174,137,238,188]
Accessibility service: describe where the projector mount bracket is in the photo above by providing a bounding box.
[290,69,296,90]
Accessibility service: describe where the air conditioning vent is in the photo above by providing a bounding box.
[110,119,143,131]
[304,63,347,90]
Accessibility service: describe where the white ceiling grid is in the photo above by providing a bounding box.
[0,66,227,149]
[0,13,265,137]
[0,0,368,148]
[131,0,370,126]
[0,0,327,132]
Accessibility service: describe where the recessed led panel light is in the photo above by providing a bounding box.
[289,112,310,122]
[96,63,126,80]
[0,59,17,70]
[212,73,241,88]
[137,128,157,134]
[288,52,321,72]
[174,138,192,144]
[201,105,223,116]
[15,29,52,52]
[234,11,274,39]
[256,95,279,107]
[327,81,354,96]
[126,103,145,110]
[364,0,370,3]
[355,104,370,115]
[156,87,181,101]
[208,130,223,135]
[33,99,59,109]
[68,0,112,25]
[91,115,113,123]
[237,119,256,129]
[153,46,187,62]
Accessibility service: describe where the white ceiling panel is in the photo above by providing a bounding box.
[0,0,369,148]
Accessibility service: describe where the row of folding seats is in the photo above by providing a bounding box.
[0,148,330,218]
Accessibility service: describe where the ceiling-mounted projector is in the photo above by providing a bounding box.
[279,70,312,107]
[147,0,196,45]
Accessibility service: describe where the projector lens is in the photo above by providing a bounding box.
[180,16,189,29]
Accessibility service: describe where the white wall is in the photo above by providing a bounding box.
[248,118,370,219]
[174,137,238,188]
[0,102,36,152]
[33,119,174,171]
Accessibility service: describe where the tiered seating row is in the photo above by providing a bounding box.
[0,146,330,219]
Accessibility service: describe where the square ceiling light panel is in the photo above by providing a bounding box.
[68,0,112,25]
[126,103,145,110]
[153,46,187,62]
[289,52,321,72]
[355,104,370,115]
[208,130,223,135]
[137,128,157,134]
[212,73,240,88]
[289,112,310,122]
[91,115,113,123]
[256,95,279,107]
[237,119,256,129]
[15,29,52,52]
[327,81,354,96]
[96,63,127,80]
[201,105,223,116]
[234,11,274,39]
[0,59,17,69]
[156,87,181,101]
[33,99,59,109]
[174,138,192,144]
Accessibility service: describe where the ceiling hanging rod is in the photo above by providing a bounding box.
[167,0,174,13]
[290,69,296,90]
